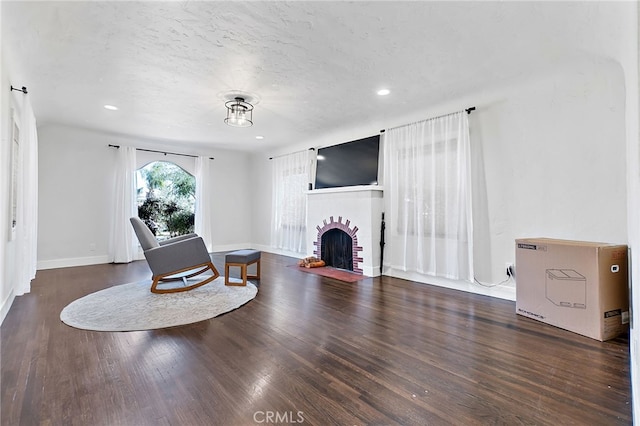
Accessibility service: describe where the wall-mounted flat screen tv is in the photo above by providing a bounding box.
[314,135,380,189]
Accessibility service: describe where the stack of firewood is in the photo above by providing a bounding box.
[298,256,326,268]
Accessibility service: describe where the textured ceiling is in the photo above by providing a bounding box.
[1,1,624,153]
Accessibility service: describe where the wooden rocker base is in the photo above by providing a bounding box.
[151,261,220,294]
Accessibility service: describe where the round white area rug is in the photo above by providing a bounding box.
[60,277,257,332]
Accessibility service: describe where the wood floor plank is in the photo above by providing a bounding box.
[1,252,632,425]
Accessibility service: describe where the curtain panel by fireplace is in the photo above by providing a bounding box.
[383,111,474,282]
[271,150,312,253]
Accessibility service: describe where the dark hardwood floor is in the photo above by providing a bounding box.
[1,252,632,425]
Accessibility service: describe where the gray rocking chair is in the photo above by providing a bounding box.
[130,217,220,294]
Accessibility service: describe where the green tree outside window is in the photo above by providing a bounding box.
[136,161,195,238]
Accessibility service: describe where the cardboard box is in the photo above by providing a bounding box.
[515,238,629,341]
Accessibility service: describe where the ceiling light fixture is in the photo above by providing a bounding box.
[256,135,264,140]
[104,104,119,110]
[224,97,253,127]
[377,89,390,96]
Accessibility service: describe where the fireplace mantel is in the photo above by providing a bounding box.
[306,186,384,277]
[306,185,384,195]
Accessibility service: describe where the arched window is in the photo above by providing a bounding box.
[136,161,195,239]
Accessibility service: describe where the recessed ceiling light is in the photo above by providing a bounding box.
[256,135,264,140]
[104,104,119,111]
[377,89,390,96]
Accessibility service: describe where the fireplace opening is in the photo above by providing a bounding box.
[321,228,353,271]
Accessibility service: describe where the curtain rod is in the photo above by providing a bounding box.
[10,85,28,94]
[380,106,476,133]
[269,147,315,160]
[108,144,214,160]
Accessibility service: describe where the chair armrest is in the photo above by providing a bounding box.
[144,237,212,277]
[159,233,198,246]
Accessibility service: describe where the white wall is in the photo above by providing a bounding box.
[37,124,253,269]
[250,152,275,254]
[37,125,117,267]
[207,145,253,250]
[473,58,627,284]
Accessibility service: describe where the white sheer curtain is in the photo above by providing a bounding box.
[108,146,137,263]
[383,111,474,282]
[14,96,38,296]
[271,150,312,253]
[194,156,214,252]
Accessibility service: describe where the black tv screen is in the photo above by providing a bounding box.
[314,135,380,189]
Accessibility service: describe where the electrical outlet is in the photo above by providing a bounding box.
[505,262,514,277]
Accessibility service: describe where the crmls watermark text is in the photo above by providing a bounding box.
[253,411,305,424]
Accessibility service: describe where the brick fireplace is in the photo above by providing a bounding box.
[313,216,363,273]
[306,186,384,277]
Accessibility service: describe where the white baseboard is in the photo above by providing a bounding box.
[234,246,515,300]
[37,255,111,270]
[0,289,15,326]
[36,251,147,271]
[249,244,305,259]
[33,247,515,301]
[362,264,382,277]
[35,245,301,271]
[385,268,516,301]
[35,245,263,271]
